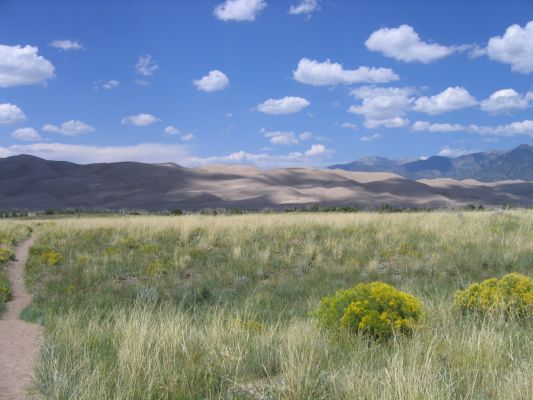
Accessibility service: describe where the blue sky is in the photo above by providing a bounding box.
[0,0,532,167]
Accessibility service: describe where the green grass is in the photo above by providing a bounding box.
[10,211,533,399]
[0,222,32,315]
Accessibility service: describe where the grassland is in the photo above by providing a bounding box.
[5,211,533,399]
[0,222,32,315]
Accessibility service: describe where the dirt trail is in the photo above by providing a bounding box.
[0,236,43,399]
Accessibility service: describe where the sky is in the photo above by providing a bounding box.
[0,0,532,167]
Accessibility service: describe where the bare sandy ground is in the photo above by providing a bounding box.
[0,236,43,400]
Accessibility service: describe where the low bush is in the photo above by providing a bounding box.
[0,247,15,263]
[315,281,423,339]
[454,272,533,319]
[40,250,64,266]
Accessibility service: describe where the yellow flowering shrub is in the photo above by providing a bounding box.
[147,259,165,275]
[454,273,533,318]
[315,281,422,339]
[238,319,264,331]
[40,250,64,266]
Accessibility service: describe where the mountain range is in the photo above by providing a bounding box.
[329,144,533,182]
[0,146,532,211]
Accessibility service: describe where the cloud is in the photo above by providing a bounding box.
[298,131,313,141]
[164,125,181,135]
[121,114,159,126]
[365,25,458,63]
[180,133,195,142]
[256,96,310,114]
[413,87,477,115]
[412,121,465,133]
[304,143,332,156]
[348,86,414,128]
[0,44,55,87]
[94,79,120,90]
[412,119,533,137]
[263,130,300,145]
[438,146,473,157]
[360,133,382,142]
[193,70,229,92]
[214,0,266,21]
[164,125,194,141]
[364,117,409,128]
[49,39,83,50]
[293,58,399,86]
[0,103,26,125]
[135,54,158,76]
[0,142,189,164]
[341,122,357,130]
[289,0,319,15]
[480,89,531,114]
[42,120,95,136]
[487,20,533,73]
[11,127,42,141]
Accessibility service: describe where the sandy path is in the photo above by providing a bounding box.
[0,236,43,399]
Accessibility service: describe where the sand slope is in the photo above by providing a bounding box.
[0,155,532,210]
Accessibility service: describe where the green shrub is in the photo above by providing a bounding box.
[315,281,423,339]
[454,273,533,319]
[0,283,12,304]
[0,247,15,263]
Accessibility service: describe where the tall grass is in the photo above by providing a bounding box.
[0,222,32,315]
[11,210,533,398]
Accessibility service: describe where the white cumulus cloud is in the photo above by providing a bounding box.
[293,58,399,86]
[121,114,159,126]
[257,96,310,114]
[11,127,42,141]
[414,87,477,115]
[135,54,158,76]
[0,103,26,125]
[365,25,457,63]
[0,44,55,87]
[214,0,266,21]
[263,130,300,145]
[289,0,319,15]
[304,143,332,157]
[480,89,531,114]
[42,120,95,136]
[348,86,414,128]
[49,39,83,50]
[487,20,533,73]
[193,70,229,92]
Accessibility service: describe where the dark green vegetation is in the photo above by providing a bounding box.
[11,212,533,398]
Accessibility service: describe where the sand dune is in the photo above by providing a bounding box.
[0,155,531,211]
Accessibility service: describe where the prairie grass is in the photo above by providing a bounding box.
[0,222,32,315]
[7,211,533,398]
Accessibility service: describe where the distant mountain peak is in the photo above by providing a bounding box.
[329,144,533,182]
